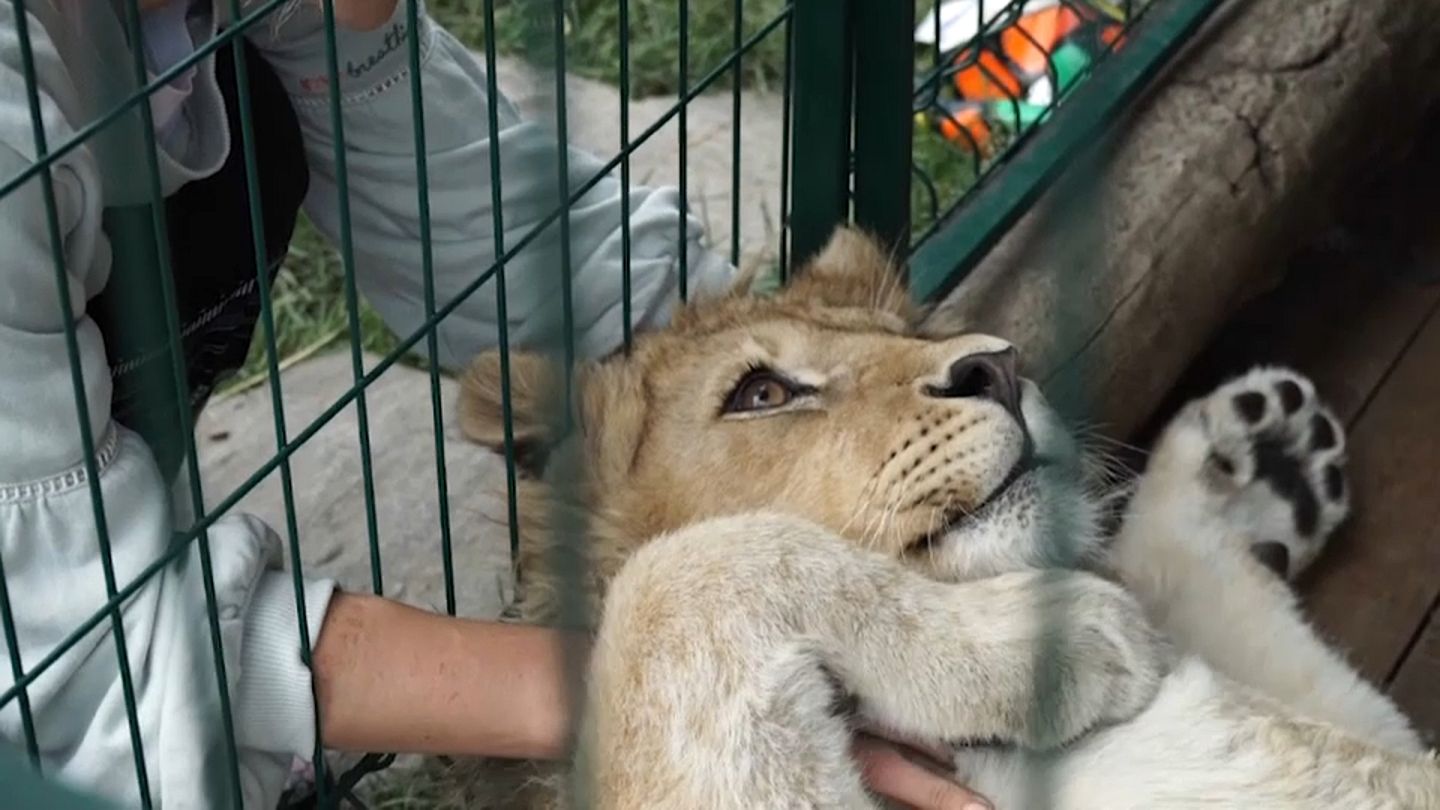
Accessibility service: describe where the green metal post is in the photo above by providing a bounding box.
[788,0,853,268]
[851,0,914,254]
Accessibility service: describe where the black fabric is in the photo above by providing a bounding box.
[91,41,308,481]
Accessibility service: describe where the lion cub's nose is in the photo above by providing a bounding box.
[925,348,1022,420]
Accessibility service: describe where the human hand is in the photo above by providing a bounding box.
[265,0,394,31]
[852,733,992,810]
[330,0,398,30]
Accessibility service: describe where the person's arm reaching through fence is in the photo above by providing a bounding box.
[312,590,997,810]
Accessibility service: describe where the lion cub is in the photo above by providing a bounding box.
[451,227,1439,808]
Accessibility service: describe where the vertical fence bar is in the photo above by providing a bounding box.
[788,0,853,267]
[730,0,743,268]
[318,0,385,613]
[0,13,51,767]
[312,0,397,794]
[851,0,914,253]
[677,0,690,301]
[538,4,591,793]
[0,550,38,766]
[932,0,943,66]
[115,0,253,803]
[402,0,459,617]
[220,23,346,804]
[619,0,634,351]
[551,0,576,399]
[11,0,151,802]
[778,5,794,280]
[479,0,523,569]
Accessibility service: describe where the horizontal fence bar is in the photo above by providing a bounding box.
[908,0,1225,302]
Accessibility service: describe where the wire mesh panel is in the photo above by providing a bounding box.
[0,0,1214,807]
[901,0,1226,299]
[0,0,795,806]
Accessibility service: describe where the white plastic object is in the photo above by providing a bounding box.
[914,0,1063,53]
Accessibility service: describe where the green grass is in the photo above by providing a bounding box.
[910,124,984,240]
[430,0,790,97]
[216,216,405,396]
[221,0,984,394]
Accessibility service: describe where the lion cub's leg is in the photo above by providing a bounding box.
[954,657,1440,810]
[577,513,1169,809]
[1109,366,1421,753]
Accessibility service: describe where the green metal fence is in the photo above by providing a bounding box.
[0,0,1216,806]
[788,0,1224,299]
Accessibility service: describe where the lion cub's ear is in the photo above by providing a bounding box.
[572,357,647,490]
[459,350,562,476]
[782,225,917,322]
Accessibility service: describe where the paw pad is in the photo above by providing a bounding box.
[1250,541,1291,578]
[1276,380,1305,414]
[1187,367,1350,580]
[1233,392,1267,424]
[1324,464,1344,501]
[1309,414,1337,451]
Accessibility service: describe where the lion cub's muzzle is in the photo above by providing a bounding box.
[924,347,1023,421]
[887,345,1040,554]
[923,346,1030,454]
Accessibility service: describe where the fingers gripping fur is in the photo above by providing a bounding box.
[581,514,1170,807]
[1111,366,1423,754]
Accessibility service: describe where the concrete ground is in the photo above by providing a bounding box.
[493,56,788,270]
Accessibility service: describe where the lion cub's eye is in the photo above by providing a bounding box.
[723,369,808,414]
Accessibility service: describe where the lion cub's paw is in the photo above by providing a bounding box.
[1146,366,1350,581]
[1010,571,1173,747]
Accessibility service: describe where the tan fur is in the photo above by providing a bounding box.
[424,227,1440,809]
[461,228,1035,624]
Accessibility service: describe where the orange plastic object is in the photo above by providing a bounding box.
[932,103,995,154]
[951,4,1121,102]
[952,48,1024,102]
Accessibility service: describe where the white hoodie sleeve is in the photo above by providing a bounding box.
[0,3,332,808]
[246,0,736,368]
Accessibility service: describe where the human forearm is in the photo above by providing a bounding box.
[312,591,586,759]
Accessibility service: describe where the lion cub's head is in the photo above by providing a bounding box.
[460,227,1102,625]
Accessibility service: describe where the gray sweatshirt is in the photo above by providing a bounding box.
[0,1,733,807]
